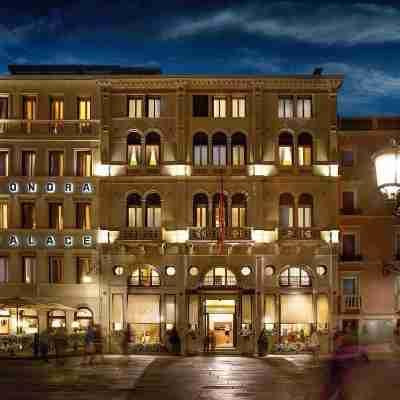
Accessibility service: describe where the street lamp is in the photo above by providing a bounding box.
[372,139,400,213]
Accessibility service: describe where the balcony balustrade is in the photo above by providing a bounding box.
[119,228,162,241]
[188,226,252,241]
[340,295,362,313]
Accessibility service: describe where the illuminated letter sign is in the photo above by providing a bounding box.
[82,182,93,194]
[82,235,93,247]
[64,236,73,248]
[64,183,74,193]
[9,182,19,193]
[46,235,56,247]
[26,235,37,247]
[26,182,37,193]
[8,235,19,247]
[46,182,56,193]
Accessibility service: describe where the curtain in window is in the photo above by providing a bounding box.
[297,98,312,118]
[264,295,276,324]
[165,295,176,326]
[22,151,36,176]
[194,145,208,166]
[0,97,8,134]
[128,145,141,167]
[242,295,252,325]
[212,145,226,166]
[127,295,160,324]
[128,98,142,118]
[232,98,245,118]
[50,99,64,120]
[0,203,7,229]
[23,257,35,284]
[298,207,312,228]
[76,151,92,176]
[23,97,36,120]
[22,203,35,228]
[76,203,91,229]
[49,152,64,176]
[298,146,312,166]
[188,295,199,330]
[128,206,142,227]
[146,145,159,167]
[213,98,227,118]
[146,207,161,227]
[77,257,90,283]
[147,98,160,118]
[278,98,293,118]
[195,206,207,227]
[232,145,245,166]
[232,207,246,228]
[78,99,91,120]
[317,294,329,330]
[280,294,313,324]
[279,146,292,166]
[279,206,294,227]
[0,152,8,176]
[112,294,123,327]
[0,257,8,283]
[49,257,63,283]
[49,203,63,230]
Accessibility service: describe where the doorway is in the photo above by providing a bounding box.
[204,299,236,349]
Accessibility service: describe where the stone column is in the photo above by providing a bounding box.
[177,254,187,355]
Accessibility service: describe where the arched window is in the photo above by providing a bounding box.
[145,132,160,167]
[212,132,227,166]
[298,194,313,228]
[48,309,66,329]
[127,132,142,167]
[129,265,160,286]
[231,132,246,166]
[278,132,293,166]
[193,193,208,227]
[212,193,228,227]
[298,132,313,166]
[193,132,208,167]
[231,193,246,228]
[279,193,294,228]
[279,266,311,288]
[74,307,93,330]
[203,267,237,287]
[127,193,142,227]
[145,193,161,228]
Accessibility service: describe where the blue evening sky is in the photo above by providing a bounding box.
[1,0,400,116]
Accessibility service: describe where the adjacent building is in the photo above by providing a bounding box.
[0,64,398,354]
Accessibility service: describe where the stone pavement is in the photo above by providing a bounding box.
[1,355,400,400]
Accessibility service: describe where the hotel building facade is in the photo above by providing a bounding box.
[0,65,398,354]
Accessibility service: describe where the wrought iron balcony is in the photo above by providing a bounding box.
[188,226,252,241]
[278,227,321,240]
[340,295,362,313]
[119,228,161,241]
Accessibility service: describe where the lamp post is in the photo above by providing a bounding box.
[372,139,400,213]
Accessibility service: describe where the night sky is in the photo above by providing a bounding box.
[1,0,400,116]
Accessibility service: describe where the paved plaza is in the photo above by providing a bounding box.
[0,355,400,400]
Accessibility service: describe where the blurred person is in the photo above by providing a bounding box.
[83,323,96,365]
[39,329,49,363]
[310,325,320,364]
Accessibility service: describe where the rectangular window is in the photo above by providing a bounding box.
[232,145,245,166]
[23,96,36,133]
[194,145,208,167]
[49,151,64,176]
[21,203,36,229]
[75,150,92,176]
[342,234,356,258]
[278,97,293,118]
[78,98,91,133]
[0,150,9,176]
[195,206,207,228]
[279,146,293,166]
[298,207,312,228]
[76,203,91,229]
[341,150,354,167]
[298,146,312,166]
[0,257,8,283]
[128,97,143,118]
[146,207,161,228]
[146,145,160,167]
[49,203,63,230]
[280,206,294,227]
[146,97,161,118]
[213,97,227,118]
[49,256,63,283]
[22,151,36,176]
[232,207,246,227]
[0,96,8,133]
[0,203,8,229]
[212,146,226,166]
[342,277,358,296]
[297,96,312,118]
[23,256,35,284]
[128,206,142,228]
[77,257,91,284]
[342,191,355,212]
[50,98,64,134]
[232,97,246,118]
[192,95,209,117]
[128,144,141,167]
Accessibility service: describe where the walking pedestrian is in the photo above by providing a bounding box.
[122,325,131,355]
[203,332,210,353]
[310,325,320,364]
[39,329,49,363]
[169,327,181,355]
[33,332,40,358]
[83,323,96,365]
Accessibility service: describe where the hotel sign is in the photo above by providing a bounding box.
[5,233,94,249]
[7,181,94,194]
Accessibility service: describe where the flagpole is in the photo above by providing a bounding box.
[218,173,225,254]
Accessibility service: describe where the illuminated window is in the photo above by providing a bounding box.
[203,267,237,286]
[298,194,313,228]
[78,97,91,133]
[231,193,246,228]
[77,257,92,284]
[22,151,36,176]
[279,266,311,287]
[21,202,36,229]
[298,132,313,166]
[129,265,160,286]
[49,256,64,283]
[145,132,160,167]
[278,132,293,166]
[22,256,36,284]
[23,96,36,133]
[127,132,142,167]
[49,151,64,176]
[127,193,142,228]
[50,98,64,134]
[213,97,226,118]
[0,96,8,133]
[145,193,161,228]
[212,132,227,166]
[48,310,66,328]
[278,97,293,118]
[0,203,7,229]
[75,150,92,176]
[193,132,208,167]
[0,257,8,283]
[0,150,9,176]
[297,96,312,118]
[193,193,208,228]
[49,203,63,230]
[76,203,91,229]
[279,193,294,228]
[231,132,246,166]
[146,97,161,118]
[128,97,143,118]
[232,97,246,118]
[74,308,93,330]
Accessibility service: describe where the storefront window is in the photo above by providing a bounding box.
[0,309,10,335]
[48,309,66,329]
[129,265,160,287]
[203,267,237,287]
[74,308,93,330]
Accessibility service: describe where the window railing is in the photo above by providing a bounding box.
[188,226,251,241]
[340,295,361,312]
[340,254,363,262]
[278,227,320,240]
[119,227,161,241]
